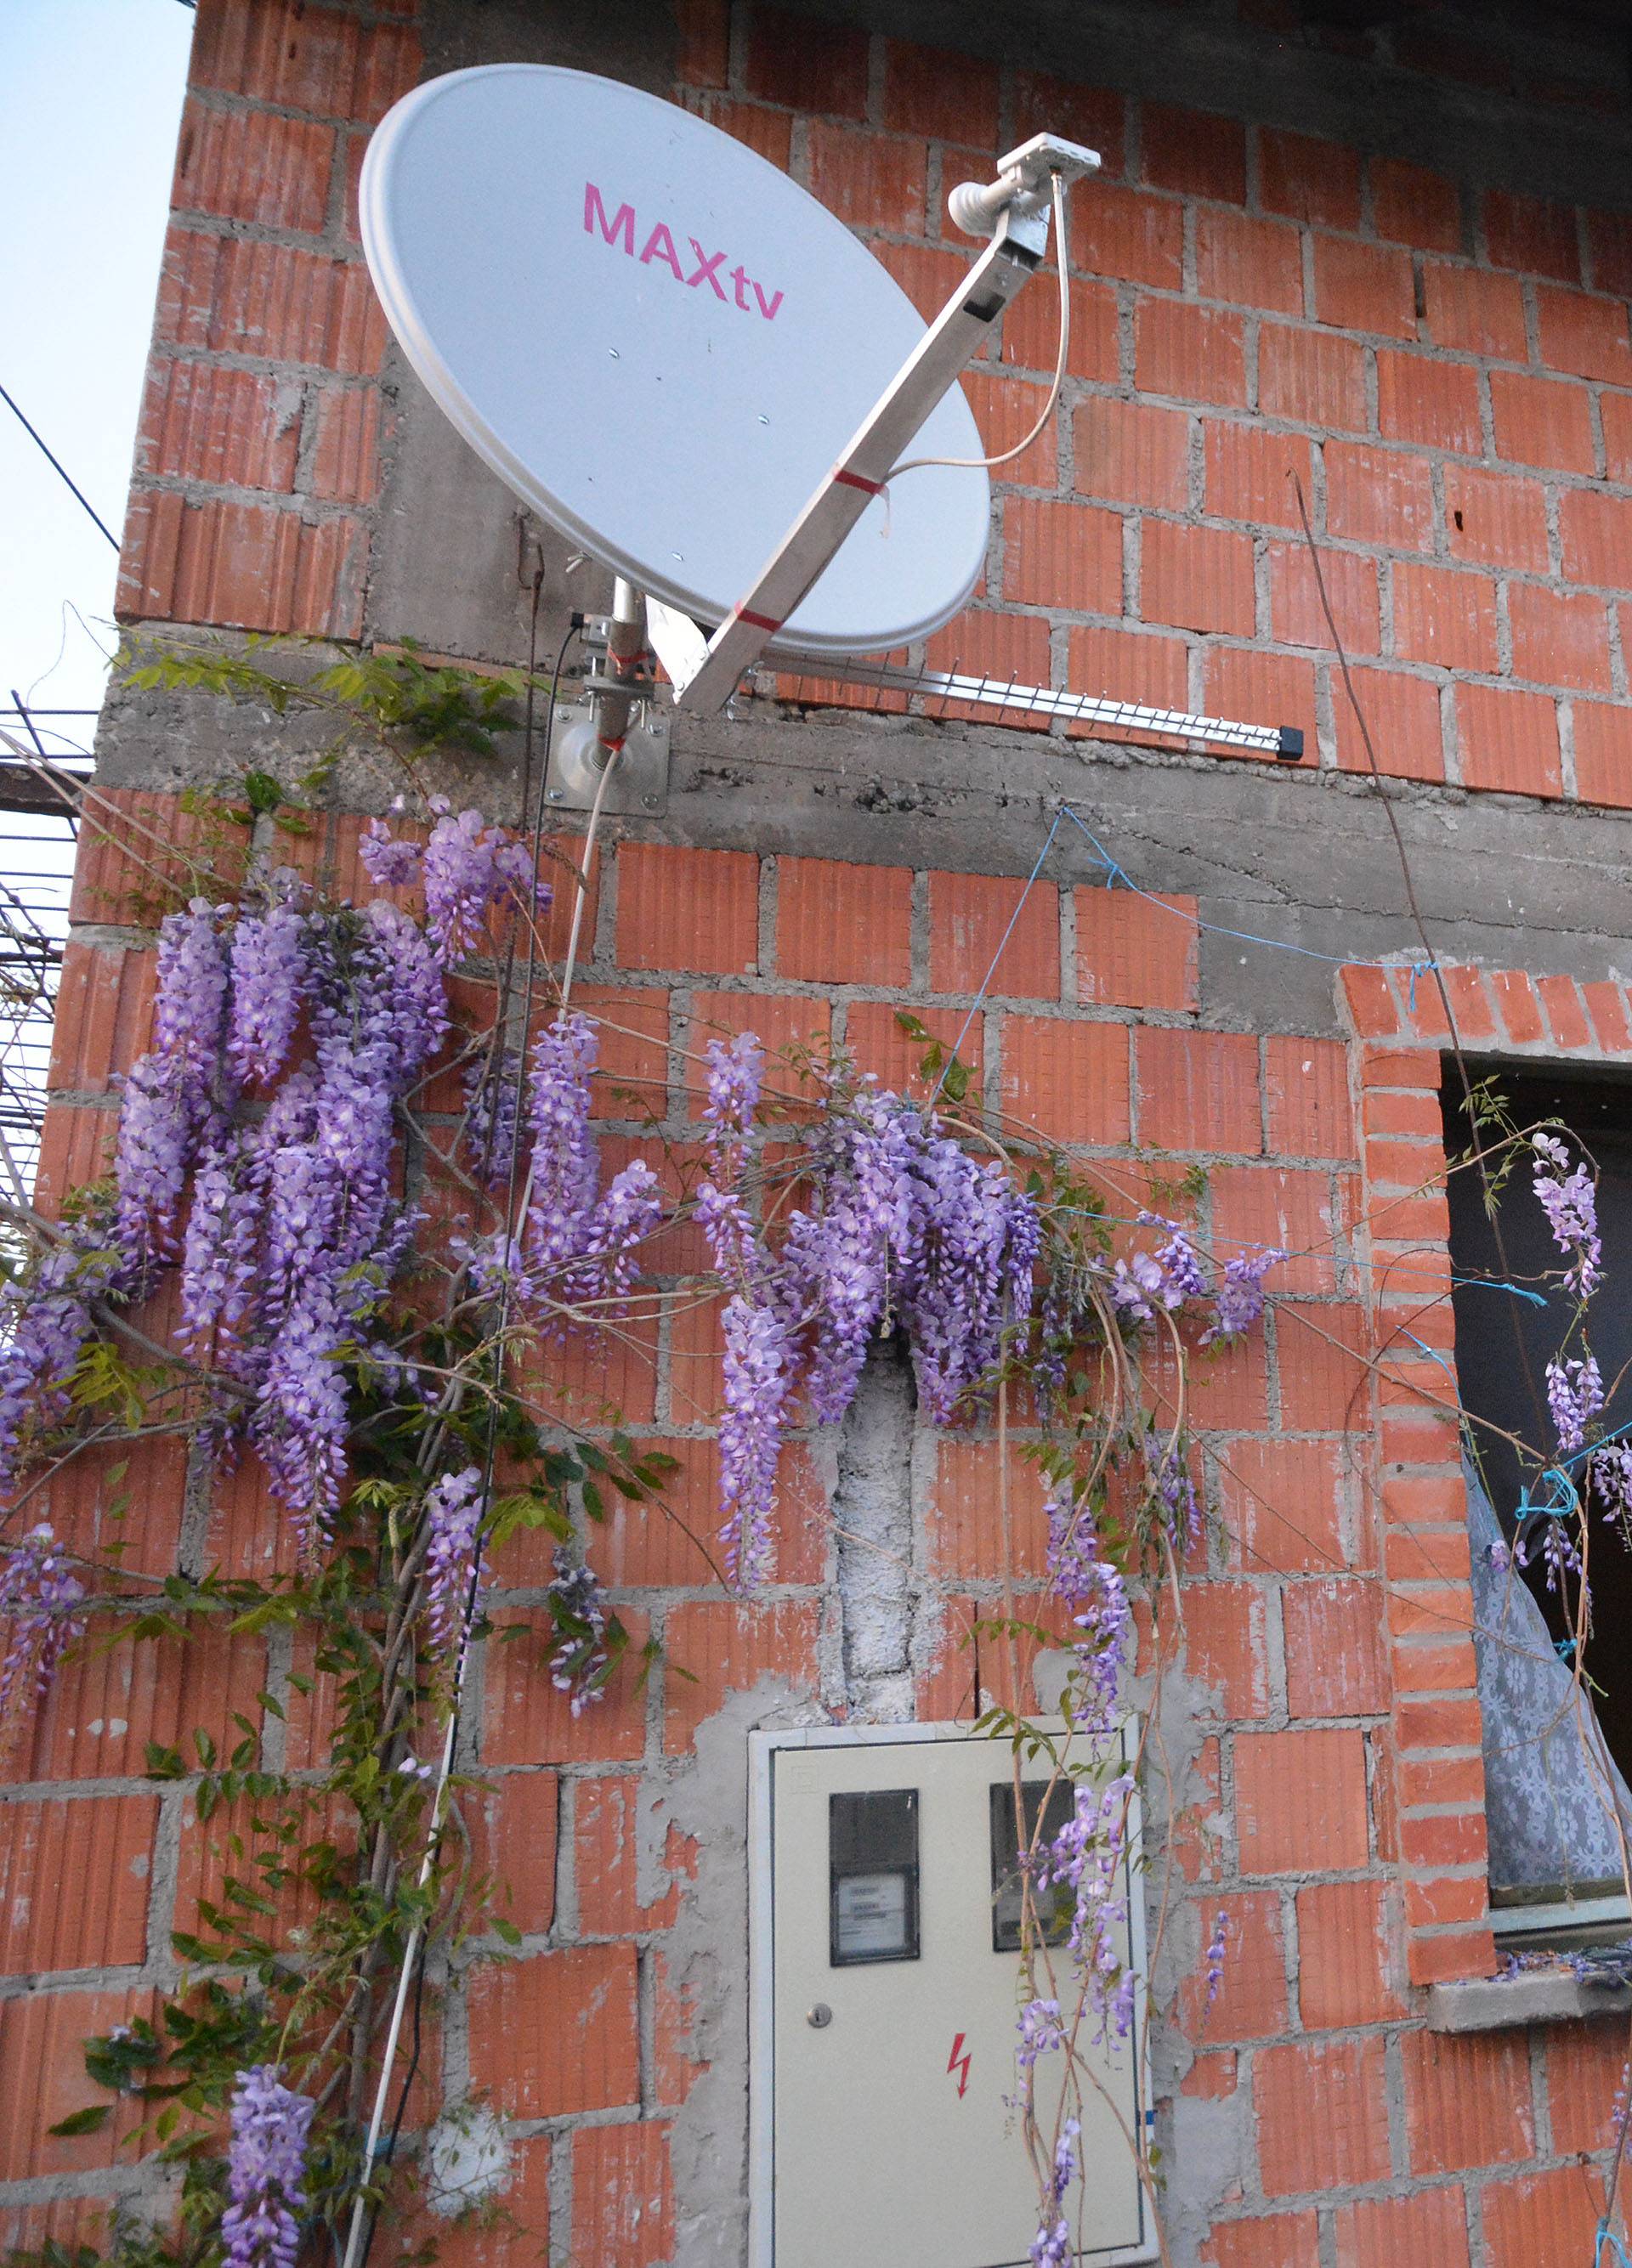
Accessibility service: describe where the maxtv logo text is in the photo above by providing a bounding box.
[584,184,785,320]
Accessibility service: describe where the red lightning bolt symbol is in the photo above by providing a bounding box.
[947,2033,972,2098]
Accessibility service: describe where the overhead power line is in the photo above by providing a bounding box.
[0,382,120,551]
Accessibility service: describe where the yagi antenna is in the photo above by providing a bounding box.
[361,68,1304,809]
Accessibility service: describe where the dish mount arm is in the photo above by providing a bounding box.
[660,134,1101,717]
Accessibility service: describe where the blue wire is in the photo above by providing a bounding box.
[1595,2221,1632,2266]
[933,806,1067,1099]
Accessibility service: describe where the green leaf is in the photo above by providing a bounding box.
[242,769,284,814]
[47,2107,110,2137]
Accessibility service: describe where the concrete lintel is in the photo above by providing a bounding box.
[1427,1973,1632,2033]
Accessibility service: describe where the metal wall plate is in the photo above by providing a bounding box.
[543,697,671,814]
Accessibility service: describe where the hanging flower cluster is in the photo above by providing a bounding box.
[0,1522,86,1723]
[545,1546,611,1715]
[422,1465,487,1688]
[220,2064,314,2268]
[1533,1130,1603,1298]
[1034,1771,1138,2048]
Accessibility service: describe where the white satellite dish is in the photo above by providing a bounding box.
[361,67,1300,788]
[360,65,989,657]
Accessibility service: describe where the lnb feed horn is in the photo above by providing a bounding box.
[946,132,1102,240]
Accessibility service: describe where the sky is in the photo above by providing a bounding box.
[2,0,194,749]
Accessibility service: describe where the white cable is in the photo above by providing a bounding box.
[889,173,1071,480]
[559,738,622,1011]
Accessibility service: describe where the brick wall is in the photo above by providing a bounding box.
[29,0,1632,2261]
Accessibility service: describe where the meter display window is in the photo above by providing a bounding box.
[829,1788,920,1965]
[989,1778,1078,1953]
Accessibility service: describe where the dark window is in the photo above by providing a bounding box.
[989,1778,1077,1953]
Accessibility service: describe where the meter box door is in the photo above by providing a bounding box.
[749,1723,1155,2268]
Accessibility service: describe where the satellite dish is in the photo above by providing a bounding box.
[360,64,989,656]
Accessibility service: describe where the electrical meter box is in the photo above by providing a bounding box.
[748,1722,1155,2268]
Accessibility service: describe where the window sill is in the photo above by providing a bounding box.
[1427,1972,1632,2033]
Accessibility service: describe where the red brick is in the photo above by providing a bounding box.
[922,608,1052,727]
[1484,188,1579,281]
[32,1104,116,1220]
[1184,2050,1238,2101]
[1312,234,1415,337]
[1266,1036,1353,1158]
[1001,265,1119,380]
[48,942,156,1094]
[156,226,382,370]
[874,240,978,329]
[1573,699,1632,807]
[483,1609,649,1767]
[1488,369,1594,472]
[468,1773,558,1938]
[38,1435,187,1581]
[929,871,1059,998]
[1284,1577,1386,1711]
[1000,1014,1131,1142]
[881,41,998,144]
[1482,2168,1606,2268]
[1066,625,1192,747]
[6,1623,264,1788]
[1588,207,1632,297]
[1455,682,1562,797]
[1402,1875,1488,1930]
[1074,887,1198,1012]
[468,1945,638,2116]
[1334,666,1444,783]
[960,369,1057,486]
[694,91,795,167]
[573,2121,673,2266]
[307,383,382,504]
[1400,2027,1534,2172]
[775,857,911,987]
[1261,129,1361,229]
[1074,396,1190,509]
[805,122,926,232]
[1011,71,1125,176]
[1255,2034,1391,2194]
[1405,1926,1496,1984]
[0,1796,156,1976]
[746,8,868,116]
[117,493,365,636]
[616,843,758,975]
[1214,1162,1341,1296]
[192,1,418,122]
[844,1000,986,1097]
[1375,352,1483,455]
[1182,1584,1272,1722]
[1202,648,1319,766]
[664,1602,820,1750]
[575,1777,688,1937]
[675,0,728,88]
[1324,440,1435,551]
[1204,423,1312,529]
[1443,464,1550,571]
[1602,388,1632,480]
[137,359,299,490]
[1236,1726,1368,1872]
[1269,542,1380,655]
[1142,105,1247,204]
[1070,183,1184,290]
[1195,210,1304,314]
[1142,520,1254,635]
[1216,1433,1343,1578]
[1544,2019,1627,2152]
[1259,324,1367,431]
[0,1988,153,2180]
[1331,2188,1470,2268]
[1182,1888,1288,2046]
[1002,495,1123,614]
[1422,261,1528,359]
[1537,283,1632,384]
[1582,976,1632,1047]
[1136,300,1247,407]
[1296,1879,1403,2025]
[173,99,334,233]
[1204,2212,1320,2268]
[1561,486,1632,588]
[1370,159,1463,253]
[1538,973,1591,1049]
[1136,1027,1261,1153]
[1509,582,1613,691]
[1391,562,1499,672]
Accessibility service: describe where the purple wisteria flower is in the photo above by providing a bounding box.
[0,1523,86,1720]
[226,890,309,1086]
[1593,1440,1632,1530]
[1204,1908,1229,2007]
[220,2063,314,2268]
[359,817,422,892]
[462,1047,524,1191]
[545,1547,611,1714]
[1112,1213,1210,1322]
[361,803,548,965]
[1034,1772,1137,2048]
[1015,1994,1065,2078]
[1045,1489,1130,1743]
[0,1233,119,1491]
[422,1466,487,1683]
[717,1294,799,1587]
[1029,2118,1080,2268]
[1533,1131,1603,1299]
[1203,1247,1286,1343]
[116,897,233,1270]
[1547,1352,1604,1456]
[520,1013,662,1313]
